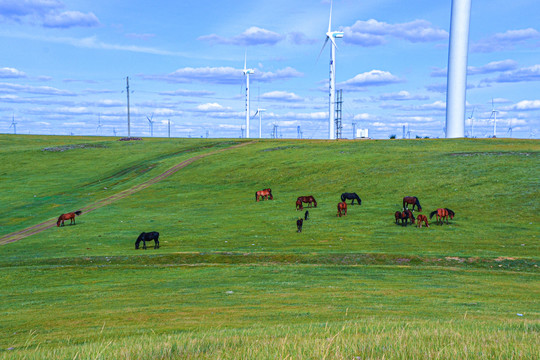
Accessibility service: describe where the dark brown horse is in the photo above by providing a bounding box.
[395,209,414,226]
[403,196,422,212]
[297,196,317,208]
[256,188,273,201]
[57,211,82,227]
[295,199,303,211]
[296,218,303,232]
[416,214,429,228]
[337,201,347,217]
[430,208,455,225]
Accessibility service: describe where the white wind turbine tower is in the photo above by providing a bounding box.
[488,99,499,138]
[319,0,343,140]
[147,113,155,137]
[9,114,17,134]
[243,53,254,138]
[253,108,266,139]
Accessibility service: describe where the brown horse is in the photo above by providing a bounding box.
[430,208,455,225]
[395,209,414,226]
[57,211,82,227]
[295,199,304,211]
[337,201,347,217]
[255,188,273,201]
[403,196,422,212]
[416,214,429,228]
[297,196,317,208]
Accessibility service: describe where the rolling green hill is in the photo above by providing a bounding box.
[0,135,538,359]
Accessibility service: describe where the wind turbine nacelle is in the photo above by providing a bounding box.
[333,32,344,38]
[244,69,254,75]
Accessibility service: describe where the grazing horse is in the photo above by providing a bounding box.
[57,211,82,227]
[430,208,455,225]
[297,196,317,208]
[416,214,429,228]
[337,201,347,217]
[296,199,304,211]
[341,192,362,205]
[135,231,160,249]
[403,196,422,212]
[296,218,303,233]
[395,209,414,226]
[255,188,273,201]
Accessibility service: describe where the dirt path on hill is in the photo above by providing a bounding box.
[0,142,252,245]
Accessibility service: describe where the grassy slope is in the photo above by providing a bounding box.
[0,135,538,359]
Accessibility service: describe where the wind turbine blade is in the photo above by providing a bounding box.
[317,37,329,61]
[329,34,338,49]
[328,0,333,33]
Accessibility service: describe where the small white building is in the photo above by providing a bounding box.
[356,128,369,139]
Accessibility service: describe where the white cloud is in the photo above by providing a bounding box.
[343,19,447,46]
[0,67,26,78]
[378,91,429,101]
[196,103,231,112]
[198,26,284,46]
[339,70,402,89]
[261,91,303,102]
[471,28,540,53]
[43,10,99,28]
[508,100,540,111]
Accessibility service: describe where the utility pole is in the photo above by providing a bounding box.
[126,76,131,137]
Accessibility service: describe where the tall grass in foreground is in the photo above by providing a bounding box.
[3,319,537,359]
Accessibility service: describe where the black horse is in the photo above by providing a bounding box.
[341,192,362,205]
[135,231,160,249]
[297,218,303,233]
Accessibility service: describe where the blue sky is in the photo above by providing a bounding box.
[1,0,539,139]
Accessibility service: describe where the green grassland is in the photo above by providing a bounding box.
[0,135,538,359]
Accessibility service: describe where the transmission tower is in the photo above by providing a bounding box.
[334,89,343,139]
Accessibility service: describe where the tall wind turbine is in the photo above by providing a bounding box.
[9,114,17,134]
[319,0,343,140]
[147,114,154,137]
[243,53,254,138]
[253,108,266,139]
[488,99,499,138]
[96,114,103,135]
[445,0,472,138]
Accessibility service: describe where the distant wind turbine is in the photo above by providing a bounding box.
[252,108,266,139]
[506,119,513,138]
[243,53,254,138]
[488,99,499,138]
[468,107,475,138]
[319,0,343,140]
[97,114,103,135]
[9,114,17,134]
[147,114,154,137]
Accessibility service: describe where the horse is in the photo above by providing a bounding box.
[135,231,160,249]
[416,214,429,228]
[341,192,362,205]
[304,210,309,220]
[296,218,303,233]
[403,196,422,212]
[296,199,304,211]
[255,188,273,201]
[429,208,455,225]
[297,196,317,208]
[337,201,347,217]
[57,211,82,227]
[395,209,414,226]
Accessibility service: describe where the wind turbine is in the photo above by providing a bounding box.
[96,114,103,135]
[488,99,499,138]
[319,0,343,140]
[243,53,254,138]
[147,114,154,137]
[9,114,17,134]
[468,107,475,138]
[253,108,266,139]
[506,119,513,138]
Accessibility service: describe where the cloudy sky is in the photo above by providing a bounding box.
[1,0,539,139]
